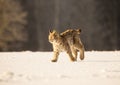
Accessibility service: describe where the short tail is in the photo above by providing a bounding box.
[75,29,81,34]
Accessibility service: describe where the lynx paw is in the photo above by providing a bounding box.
[80,56,84,60]
[70,57,77,62]
[51,59,57,62]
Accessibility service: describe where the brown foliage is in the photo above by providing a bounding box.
[0,0,27,51]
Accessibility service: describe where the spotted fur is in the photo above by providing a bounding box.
[48,29,84,62]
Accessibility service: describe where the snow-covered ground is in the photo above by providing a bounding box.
[0,51,120,85]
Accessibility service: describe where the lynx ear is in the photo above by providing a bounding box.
[49,29,53,33]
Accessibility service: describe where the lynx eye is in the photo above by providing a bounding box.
[49,35,54,42]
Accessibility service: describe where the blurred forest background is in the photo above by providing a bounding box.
[0,0,120,51]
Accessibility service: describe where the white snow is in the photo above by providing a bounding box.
[0,51,120,85]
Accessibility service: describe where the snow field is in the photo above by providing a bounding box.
[0,51,120,85]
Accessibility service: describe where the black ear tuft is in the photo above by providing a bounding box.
[49,29,52,33]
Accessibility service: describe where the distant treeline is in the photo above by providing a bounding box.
[0,0,120,51]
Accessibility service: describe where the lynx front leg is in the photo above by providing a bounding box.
[51,51,59,62]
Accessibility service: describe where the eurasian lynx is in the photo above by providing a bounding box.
[48,29,84,62]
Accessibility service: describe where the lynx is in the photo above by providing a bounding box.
[48,29,84,62]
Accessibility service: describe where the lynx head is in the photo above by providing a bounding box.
[48,29,60,43]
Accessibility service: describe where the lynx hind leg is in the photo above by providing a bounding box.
[71,46,78,60]
[74,42,84,60]
[51,51,59,62]
[66,50,76,62]
[79,45,84,60]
